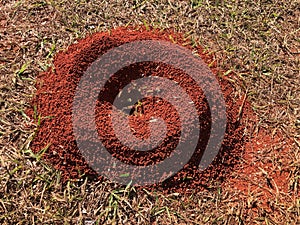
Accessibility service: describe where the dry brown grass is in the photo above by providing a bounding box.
[0,0,299,224]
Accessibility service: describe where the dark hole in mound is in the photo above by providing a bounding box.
[95,61,211,167]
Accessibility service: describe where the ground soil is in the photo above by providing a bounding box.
[28,26,255,192]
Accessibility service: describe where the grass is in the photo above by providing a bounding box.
[0,0,299,224]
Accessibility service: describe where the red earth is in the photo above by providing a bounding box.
[28,26,260,192]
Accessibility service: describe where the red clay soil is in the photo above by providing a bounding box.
[227,128,296,212]
[28,27,253,192]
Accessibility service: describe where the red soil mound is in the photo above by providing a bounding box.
[28,27,251,191]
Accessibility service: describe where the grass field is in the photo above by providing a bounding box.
[0,0,299,224]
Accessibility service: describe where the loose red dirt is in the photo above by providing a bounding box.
[28,26,255,192]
